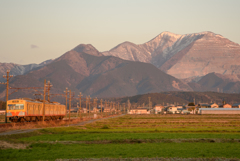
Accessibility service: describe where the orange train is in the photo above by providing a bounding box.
[7,98,66,122]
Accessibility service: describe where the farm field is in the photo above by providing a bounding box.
[1,114,240,161]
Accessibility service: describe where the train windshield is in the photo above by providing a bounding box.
[8,104,24,110]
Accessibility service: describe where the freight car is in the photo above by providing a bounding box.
[6,98,66,122]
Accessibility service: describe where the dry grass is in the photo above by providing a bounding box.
[0,140,29,149]
[0,118,84,132]
[86,114,240,132]
[55,158,240,161]
[0,113,118,133]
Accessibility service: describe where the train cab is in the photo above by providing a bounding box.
[7,99,27,122]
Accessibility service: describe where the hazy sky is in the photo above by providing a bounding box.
[1,0,240,64]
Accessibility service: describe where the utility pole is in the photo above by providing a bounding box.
[78,92,82,120]
[86,96,88,116]
[122,103,126,114]
[110,101,113,115]
[113,102,115,115]
[109,101,111,115]
[0,70,13,123]
[127,99,131,113]
[94,97,98,114]
[46,81,52,102]
[107,101,110,116]
[69,90,71,121]
[43,80,46,122]
[148,97,151,110]
[118,102,119,114]
[100,99,103,117]
[64,88,69,119]
[113,102,115,114]
[104,100,107,116]
[88,96,91,118]
[93,98,96,113]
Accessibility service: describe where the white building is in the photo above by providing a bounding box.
[167,106,178,114]
[154,104,164,114]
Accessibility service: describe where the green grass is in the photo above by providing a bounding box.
[2,114,240,160]
[20,132,240,142]
[1,143,240,161]
[0,131,41,144]
[37,125,240,134]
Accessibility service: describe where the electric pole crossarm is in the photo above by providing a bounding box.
[10,87,43,89]
[9,87,44,96]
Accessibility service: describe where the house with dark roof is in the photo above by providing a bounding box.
[219,103,232,108]
[232,103,240,108]
[197,103,209,108]
[197,103,218,108]
[208,103,219,108]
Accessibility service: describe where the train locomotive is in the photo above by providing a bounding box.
[7,98,66,122]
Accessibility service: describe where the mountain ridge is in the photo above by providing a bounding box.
[0,59,53,82]
[0,46,192,100]
[1,31,240,100]
[102,31,240,80]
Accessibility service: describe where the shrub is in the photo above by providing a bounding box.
[101,125,110,129]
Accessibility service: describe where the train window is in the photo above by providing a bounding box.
[7,104,24,110]
[17,104,24,110]
[8,104,14,110]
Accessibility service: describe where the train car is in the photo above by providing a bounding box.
[6,98,66,122]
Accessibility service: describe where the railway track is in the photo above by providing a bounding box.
[0,119,75,128]
[0,114,125,136]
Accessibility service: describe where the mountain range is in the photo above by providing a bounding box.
[0,44,191,100]
[1,31,240,100]
[102,31,240,80]
[0,59,53,82]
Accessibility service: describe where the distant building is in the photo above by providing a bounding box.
[197,103,209,108]
[111,108,116,113]
[167,106,178,114]
[232,103,240,108]
[197,103,218,108]
[70,108,79,113]
[154,104,164,114]
[104,107,111,113]
[92,107,99,113]
[176,105,184,108]
[97,105,104,112]
[199,108,240,114]
[82,108,88,113]
[219,103,232,108]
[129,108,149,114]
[181,110,190,114]
[208,103,219,108]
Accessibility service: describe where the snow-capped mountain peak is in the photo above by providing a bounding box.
[101,31,240,80]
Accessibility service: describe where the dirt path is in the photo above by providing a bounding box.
[0,114,125,136]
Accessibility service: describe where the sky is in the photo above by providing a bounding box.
[0,0,240,65]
